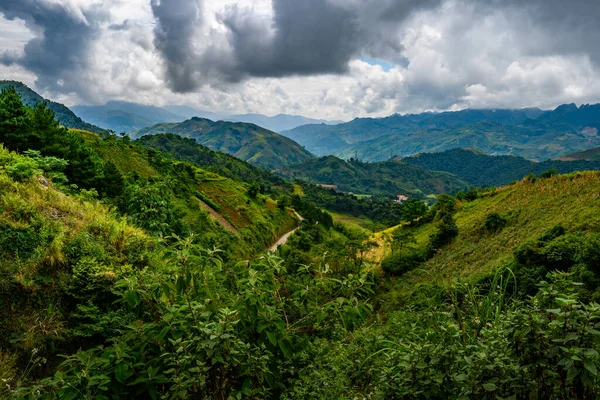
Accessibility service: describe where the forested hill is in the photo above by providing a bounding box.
[280,155,469,198]
[402,148,600,187]
[281,105,600,161]
[131,117,314,170]
[0,80,107,135]
[137,133,291,190]
[558,145,600,161]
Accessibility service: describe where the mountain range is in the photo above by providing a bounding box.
[0,80,106,135]
[72,101,186,134]
[224,113,343,133]
[131,117,314,170]
[402,148,600,188]
[557,146,600,161]
[72,102,341,133]
[281,105,600,161]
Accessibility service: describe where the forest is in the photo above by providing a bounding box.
[2,85,600,399]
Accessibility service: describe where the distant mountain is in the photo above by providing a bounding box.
[74,102,342,134]
[226,113,343,133]
[280,155,469,198]
[161,105,225,121]
[557,146,600,162]
[281,105,600,161]
[281,108,544,155]
[402,148,600,187]
[72,101,186,133]
[0,80,106,135]
[131,117,314,170]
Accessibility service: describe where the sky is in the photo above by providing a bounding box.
[1,0,600,120]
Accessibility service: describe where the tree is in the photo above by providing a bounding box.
[540,168,559,179]
[401,198,428,222]
[100,161,125,198]
[29,102,59,149]
[428,214,459,253]
[392,226,416,255]
[122,181,184,236]
[247,182,261,199]
[0,87,31,150]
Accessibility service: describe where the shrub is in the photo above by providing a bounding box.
[428,214,459,253]
[484,212,508,233]
[540,168,559,179]
[381,251,422,276]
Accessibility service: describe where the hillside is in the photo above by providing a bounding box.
[0,81,107,135]
[137,133,292,190]
[368,171,600,303]
[131,117,314,170]
[280,155,469,198]
[0,87,297,259]
[558,146,600,161]
[72,101,186,133]
[403,148,600,187]
[282,105,600,161]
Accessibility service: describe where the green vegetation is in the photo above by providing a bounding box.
[300,182,429,227]
[0,85,297,259]
[280,155,468,198]
[559,145,600,161]
[131,117,314,170]
[5,86,600,399]
[137,133,291,191]
[0,81,106,135]
[403,148,600,187]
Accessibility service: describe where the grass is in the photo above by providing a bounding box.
[329,211,373,234]
[368,171,600,300]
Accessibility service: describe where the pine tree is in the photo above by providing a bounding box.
[0,87,32,150]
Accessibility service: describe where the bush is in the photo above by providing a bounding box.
[381,251,423,276]
[540,168,559,179]
[484,212,508,233]
[428,214,459,253]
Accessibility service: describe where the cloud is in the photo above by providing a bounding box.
[150,0,438,91]
[150,0,204,92]
[0,0,109,97]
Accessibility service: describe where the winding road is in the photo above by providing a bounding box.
[269,210,304,252]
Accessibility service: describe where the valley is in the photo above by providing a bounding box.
[2,82,600,399]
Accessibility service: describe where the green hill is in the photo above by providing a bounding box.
[558,146,600,161]
[136,133,291,190]
[131,117,314,170]
[280,155,469,198]
[402,148,600,187]
[0,81,107,135]
[367,170,600,309]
